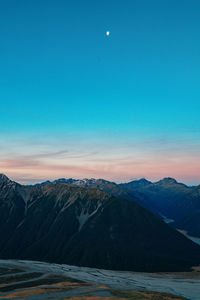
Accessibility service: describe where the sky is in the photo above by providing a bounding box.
[0,0,200,185]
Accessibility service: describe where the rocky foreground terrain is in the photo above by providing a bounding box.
[1,259,200,300]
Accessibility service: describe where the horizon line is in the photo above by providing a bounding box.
[1,173,199,187]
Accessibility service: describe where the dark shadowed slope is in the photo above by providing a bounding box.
[41,177,194,221]
[120,177,193,218]
[120,178,200,238]
[174,211,200,238]
[172,186,200,237]
[31,176,200,238]
[0,174,200,272]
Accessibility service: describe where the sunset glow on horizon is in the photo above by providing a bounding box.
[1,130,200,185]
[0,1,200,185]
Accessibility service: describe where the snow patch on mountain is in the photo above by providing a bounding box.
[77,202,101,231]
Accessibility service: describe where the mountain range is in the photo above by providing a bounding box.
[120,178,200,238]
[0,173,200,272]
[34,176,200,238]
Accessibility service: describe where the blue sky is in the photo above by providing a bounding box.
[0,0,200,184]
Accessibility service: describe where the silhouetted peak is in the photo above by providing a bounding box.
[137,178,152,184]
[158,177,177,184]
[127,178,152,187]
[0,174,11,183]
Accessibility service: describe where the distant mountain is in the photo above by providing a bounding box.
[121,178,200,238]
[172,185,200,218]
[120,177,193,219]
[121,178,152,189]
[34,178,100,187]
[33,176,200,237]
[34,176,200,236]
[172,185,200,237]
[1,174,200,272]
[35,178,152,210]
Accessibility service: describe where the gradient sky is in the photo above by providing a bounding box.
[0,0,200,184]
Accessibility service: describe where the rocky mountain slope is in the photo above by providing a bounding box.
[121,178,200,238]
[36,177,194,220]
[35,178,153,212]
[0,174,200,272]
[120,177,192,218]
[172,186,200,237]
[33,176,200,237]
